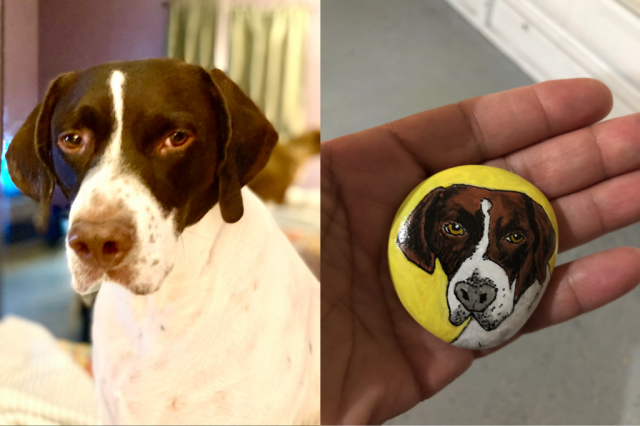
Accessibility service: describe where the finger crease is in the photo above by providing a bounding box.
[532,87,553,137]
[565,266,588,317]
[586,123,609,180]
[501,155,516,174]
[383,122,431,173]
[456,101,489,162]
[587,189,607,237]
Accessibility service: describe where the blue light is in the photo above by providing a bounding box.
[1,136,22,197]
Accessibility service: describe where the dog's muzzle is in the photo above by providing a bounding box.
[454,274,497,313]
[68,219,136,271]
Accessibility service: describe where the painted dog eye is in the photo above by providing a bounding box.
[506,232,524,244]
[444,222,465,236]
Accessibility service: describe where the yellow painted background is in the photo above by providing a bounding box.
[388,165,559,342]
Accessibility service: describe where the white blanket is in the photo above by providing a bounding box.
[0,316,98,425]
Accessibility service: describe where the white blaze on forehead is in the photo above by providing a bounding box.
[105,70,125,164]
[69,70,126,221]
[66,69,180,296]
[447,197,514,329]
[473,198,492,259]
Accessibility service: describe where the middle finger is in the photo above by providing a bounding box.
[485,113,640,200]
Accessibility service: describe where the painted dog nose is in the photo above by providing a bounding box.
[455,281,496,312]
[68,220,135,269]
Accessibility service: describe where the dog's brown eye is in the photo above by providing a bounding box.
[444,222,465,236]
[58,131,91,152]
[63,134,82,145]
[167,131,193,147]
[506,233,524,244]
[170,132,187,145]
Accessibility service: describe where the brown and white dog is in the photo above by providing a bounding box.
[7,59,319,424]
[397,184,556,349]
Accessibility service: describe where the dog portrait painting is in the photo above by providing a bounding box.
[396,183,557,349]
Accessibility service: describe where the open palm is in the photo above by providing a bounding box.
[321,79,640,424]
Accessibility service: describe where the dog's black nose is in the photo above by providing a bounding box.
[68,220,135,270]
[454,280,496,312]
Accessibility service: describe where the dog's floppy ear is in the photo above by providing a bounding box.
[208,69,278,223]
[532,201,556,284]
[6,72,75,231]
[396,187,444,274]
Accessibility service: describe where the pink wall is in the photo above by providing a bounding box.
[6,0,318,187]
[38,0,320,130]
[38,0,168,99]
[4,0,39,136]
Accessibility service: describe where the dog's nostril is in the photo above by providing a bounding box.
[455,280,496,312]
[461,289,469,301]
[103,241,119,256]
[71,241,90,258]
[68,220,135,269]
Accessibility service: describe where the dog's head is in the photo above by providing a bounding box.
[397,184,555,331]
[7,59,277,295]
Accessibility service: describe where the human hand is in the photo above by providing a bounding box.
[321,79,640,424]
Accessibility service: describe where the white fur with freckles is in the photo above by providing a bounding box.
[453,267,549,349]
[66,69,320,424]
[447,198,551,349]
[447,199,515,329]
[67,70,180,295]
[92,189,320,424]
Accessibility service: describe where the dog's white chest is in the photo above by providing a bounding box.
[5,60,318,424]
[91,193,320,425]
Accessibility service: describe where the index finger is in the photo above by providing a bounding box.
[383,78,613,173]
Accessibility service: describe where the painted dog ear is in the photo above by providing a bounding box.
[532,200,556,284]
[396,187,444,274]
[208,69,278,223]
[6,72,75,231]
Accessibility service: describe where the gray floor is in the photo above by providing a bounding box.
[322,0,640,424]
[1,240,80,341]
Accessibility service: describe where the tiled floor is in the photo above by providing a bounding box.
[322,0,640,424]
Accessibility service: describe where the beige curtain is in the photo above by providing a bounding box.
[167,0,218,70]
[167,0,309,141]
[227,6,308,140]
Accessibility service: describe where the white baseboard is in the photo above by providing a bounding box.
[446,0,640,119]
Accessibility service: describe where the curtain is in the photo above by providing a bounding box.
[167,0,309,141]
[227,6,308,140]
[167,0,218,70]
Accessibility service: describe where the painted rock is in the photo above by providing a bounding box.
[388,165,558,350]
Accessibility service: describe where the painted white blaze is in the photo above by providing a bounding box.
[447,198,514,330]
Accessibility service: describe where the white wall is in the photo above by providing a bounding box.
[447,0,640,118]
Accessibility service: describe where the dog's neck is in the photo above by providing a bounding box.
[104,188,272,323]
[91,187,319,425]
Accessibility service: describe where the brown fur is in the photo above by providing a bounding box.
[397,185,555,301]
[248,130,320,203]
